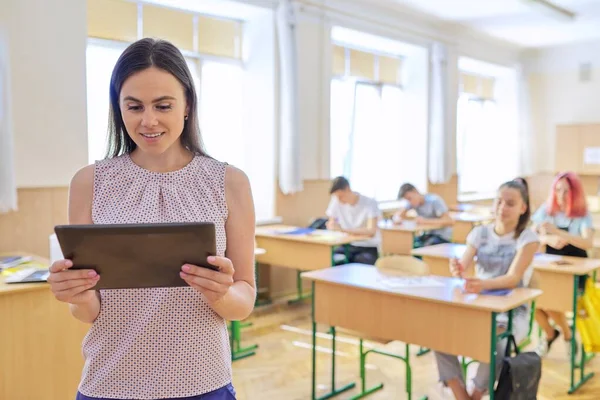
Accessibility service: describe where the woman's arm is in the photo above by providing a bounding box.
[416,212,454,227]
[341,217,378,237]
[450,244,477,277]
[190,166,256,321]
[67,165,102,323]
[555,226,594,250]
[479,242,539,290]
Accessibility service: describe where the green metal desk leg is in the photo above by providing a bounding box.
[230,321,258,361]
[489,312,498,400]
[311,282,355,400]
[255,260,272,306]
[288,269,312,304]
[568,275,594,394]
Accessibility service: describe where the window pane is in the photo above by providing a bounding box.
[348,83,382,197]
[330,78,355,179]
[330,81,417,202]
[199,61,244,168]
[86,43,124,163]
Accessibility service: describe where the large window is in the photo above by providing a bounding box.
[330,79,406,201]
[456,58,519,200]
[329,27,428,201]
[86,42,125,163]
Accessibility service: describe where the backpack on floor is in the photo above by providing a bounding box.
[494,333,542,399]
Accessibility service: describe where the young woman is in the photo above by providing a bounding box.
[435,179,539,400]
[47,38,255,400]
[532,172,593,357]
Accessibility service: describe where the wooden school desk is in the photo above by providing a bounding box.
[532,254,600,394]
[379,220,446,256]
[449,212,493,244]
[0,253,89,400]
[411,243,471,277]
[303,264,541,400]
[255,225,368,302]
[411,244,600,394]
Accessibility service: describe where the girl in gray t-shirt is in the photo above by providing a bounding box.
[434,179,539,400]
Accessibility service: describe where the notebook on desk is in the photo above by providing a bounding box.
[4,268,49,284]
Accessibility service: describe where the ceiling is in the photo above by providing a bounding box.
[392,0,600,48]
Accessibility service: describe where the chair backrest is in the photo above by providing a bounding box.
[375,255,430,276]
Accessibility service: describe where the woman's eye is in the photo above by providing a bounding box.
[127,105,142,111]
[157,104,172,111]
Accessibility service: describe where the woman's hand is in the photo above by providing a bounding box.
[450,258,464,278]
[180,256,235,304]
[464,278,485,294]
[47,259,100,304]
[539,222,559,236]
[547,234,568,249]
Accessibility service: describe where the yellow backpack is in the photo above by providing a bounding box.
[576,277,600,353]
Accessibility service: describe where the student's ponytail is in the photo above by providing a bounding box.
[500,178,531,238]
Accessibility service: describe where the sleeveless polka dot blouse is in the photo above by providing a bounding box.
[78,153,232,399]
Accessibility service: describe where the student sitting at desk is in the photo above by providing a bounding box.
[531,172,593,358]
[435,178,539,400]
[394,183,453,246]
[326,176,382,265]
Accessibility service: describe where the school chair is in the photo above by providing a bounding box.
[353,255,429,400]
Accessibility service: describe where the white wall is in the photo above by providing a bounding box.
[524,40,600,173]
[4,0,88,188]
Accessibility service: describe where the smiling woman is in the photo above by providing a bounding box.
[46,38,256,400]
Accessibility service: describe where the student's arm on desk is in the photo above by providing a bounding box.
[416,212,454,226]
[50,165,101,324]
[450,244,477,277]
[553,225,593,250]
[474,242,538,292]
[341,217,378,237]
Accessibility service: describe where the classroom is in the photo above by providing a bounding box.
[1,0,600,399]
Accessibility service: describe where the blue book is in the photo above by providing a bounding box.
[275,228,315,235]
[480,288,512,296]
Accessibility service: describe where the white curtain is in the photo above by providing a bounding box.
[428,42,454,184]
[517,65,534,177]
[276,0,302,194]
[0,29,17,213]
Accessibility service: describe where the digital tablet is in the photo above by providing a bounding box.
[54,222,217,290]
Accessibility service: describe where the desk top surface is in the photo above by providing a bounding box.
[449,212,494,223]
[303,264,541,313]
[379,220,446,233]
[411,243,467,258]
[411,244,600,276]
[0,252,50,295]
[255,225,367,246]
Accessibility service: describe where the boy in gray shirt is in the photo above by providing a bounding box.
[394,183,453,246]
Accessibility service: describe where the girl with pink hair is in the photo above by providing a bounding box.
[531,172,594,358]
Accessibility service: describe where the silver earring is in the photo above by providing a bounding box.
[184,115,189,120]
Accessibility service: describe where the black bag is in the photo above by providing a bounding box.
[308,217,328,230]
[494,334,542,399]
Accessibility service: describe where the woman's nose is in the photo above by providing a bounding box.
[141,109,158,127]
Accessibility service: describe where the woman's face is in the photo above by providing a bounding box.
[119,67,188,155]
[554,178,570,209]
[495,187,526,225]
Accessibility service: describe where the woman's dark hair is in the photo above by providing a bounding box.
[499,178,531,238]
[105,38,207,158]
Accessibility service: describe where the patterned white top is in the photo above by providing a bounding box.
[78,153,232,399]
